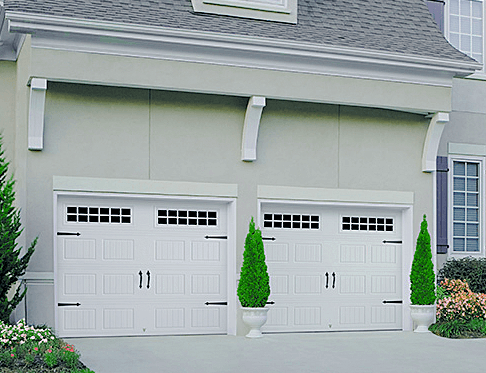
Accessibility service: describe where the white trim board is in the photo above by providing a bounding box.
[448,143,486,156]
[53,176,238,198]
[258,185,414,205]
[5,11,480,87]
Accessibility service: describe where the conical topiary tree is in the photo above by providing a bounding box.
[0,138,37,322]
[237,217,270,308]
[410,214,435,305]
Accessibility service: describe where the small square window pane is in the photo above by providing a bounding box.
[453,237,465,251]
[467,223,479,237]
[467,238,479,252]
[473,37,483,54]
[342,224,350,230]
[100,216,110,223]
[454,192,466,206]
[79,215,88,222]
[67,206,77,213]
[369,218,376,224]
[311,216,319,222]
[461,16,471,33]
[121,217,131,224]
[100,208,109,215]
[450,0,459,15]
[121,208,130,216]
[467,178,478,192]
[208,219,217,226]
[467,162,479,176]
[454,222,466,236]
[111,216,120,223]
[450,33,460,49]
[274,221,282,228]
[264,221,272,228]
[302,222,310,229]
[472,0,482,17]
[467,193,478,207]
[79,207,88,214]
[454,207,466,221]
[472,19,483,36]
[455,161,466,175]
[454,177,466,191]
[461,34,472,52]
[302,215,310,222]
[198,211,207,218]
[264,214,272,220]
[467,208,479,222]
[111,208,120,215]
[67,215,77,222]
[450,15,460,32]
[460,1,471,17]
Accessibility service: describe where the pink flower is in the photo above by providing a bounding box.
[34,347,38,351]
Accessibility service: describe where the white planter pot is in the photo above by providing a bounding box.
[410,304,436,333]
[241,307,269,338]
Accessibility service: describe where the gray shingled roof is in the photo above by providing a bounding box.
[3,0,476,64]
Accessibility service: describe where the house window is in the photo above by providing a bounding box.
[448,0,484,64]
[341,216,394,232]
[451,159,481,253]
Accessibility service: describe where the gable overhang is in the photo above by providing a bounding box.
[0,7,25,61]
[3,11,482,114]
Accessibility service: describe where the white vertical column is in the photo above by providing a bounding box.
[28,78,47,150]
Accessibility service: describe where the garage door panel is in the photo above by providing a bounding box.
[262,203,403,333]
[57,195,228,337]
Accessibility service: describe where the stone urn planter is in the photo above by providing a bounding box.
[410,304,436,333]
[241,307,269,338]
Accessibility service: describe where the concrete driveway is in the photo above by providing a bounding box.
[68,331,486,373]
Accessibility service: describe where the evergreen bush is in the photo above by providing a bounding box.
[438,256,486,294]
[410,215,435,305]
[237,217,270,308]
[0,139,37,322]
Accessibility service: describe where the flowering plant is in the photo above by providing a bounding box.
[436,279,486,322]
[0,319,90,372]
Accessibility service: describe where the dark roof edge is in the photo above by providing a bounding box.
[5,11,482,78]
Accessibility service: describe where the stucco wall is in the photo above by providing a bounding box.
[0,60,17,168]
[437,77,486,270]
[21,82,434,329]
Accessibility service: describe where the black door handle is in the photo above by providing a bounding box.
[139,270,143,289]
[146,270,151,289]
[325,272,329,288]
[332,272,336,289]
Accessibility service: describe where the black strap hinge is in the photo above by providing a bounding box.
[58,303,81,307]
[205,302,228,306]
[57,232,80,236]
[204,236,227,240]
[382,240,402,244]
[382,300,403,304]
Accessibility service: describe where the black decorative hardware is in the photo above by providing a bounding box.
[146,270,151,289]
[436,168,449,172]
[382,300,403,304]
[332,272,336,289]
[262,237,276,241]
[205,302,228,306]
[266,301,275,305]
[382,240,403,244]
[57,232,80,236]
[325,272,329,288]
[204,236,228,240]
[58,303,81,307]
[139,271,143,289]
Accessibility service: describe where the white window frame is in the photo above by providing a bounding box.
[448,155,485,256]
[445,0,486,77]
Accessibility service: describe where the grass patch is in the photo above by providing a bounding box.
[429,318,486,339]
[0,319,94,373]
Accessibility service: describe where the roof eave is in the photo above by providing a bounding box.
[5,11,481,82]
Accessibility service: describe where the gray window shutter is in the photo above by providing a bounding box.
[426,0,445,33]
[436,156,448,254]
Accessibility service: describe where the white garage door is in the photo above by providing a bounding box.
[261,203,403,333]
[56,195,228,337]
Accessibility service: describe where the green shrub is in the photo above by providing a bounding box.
[429,319,486,339]
[0,138,37,322]
[438,256,486,294]
[410,215,435,305]
[237,217,270,308]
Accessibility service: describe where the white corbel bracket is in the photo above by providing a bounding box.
[28,78,47,151]
[422,112,449,172]
[241,96,266,161]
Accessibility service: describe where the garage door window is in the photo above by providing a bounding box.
[452,160,480,252]
[157,209,218,226]
[66,206,132,224]
[341,216,394,232]
[263,213,319,229]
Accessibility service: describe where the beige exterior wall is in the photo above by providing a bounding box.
[29,48,452,114]
[20,81,434,329]
[0,60,17,167]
